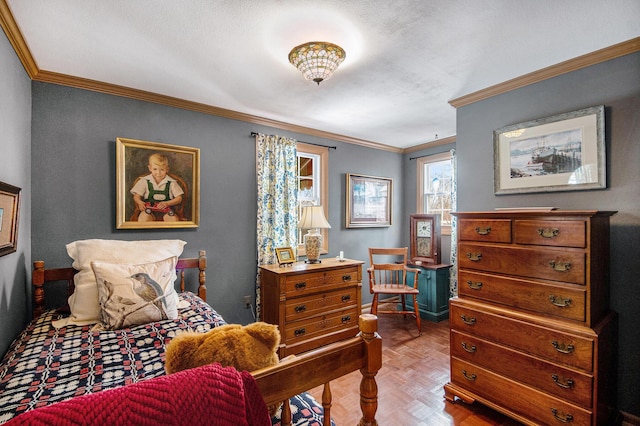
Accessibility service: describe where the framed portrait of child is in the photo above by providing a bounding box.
[116,137,200,229]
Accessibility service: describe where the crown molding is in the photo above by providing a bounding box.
[0,0,37,77]
[450,37,640,108]
[403,136,456,154]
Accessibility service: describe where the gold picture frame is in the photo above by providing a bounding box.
[346,173,392,228]
[116,137,200,229]
[409,214,441,265]
[275,247,295,266]
[0,181,21,257]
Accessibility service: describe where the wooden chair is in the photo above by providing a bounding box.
[367,247,422,335]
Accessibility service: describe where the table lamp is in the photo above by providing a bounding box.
[298,206,331,263]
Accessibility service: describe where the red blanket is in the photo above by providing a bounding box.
[5,363,270,426]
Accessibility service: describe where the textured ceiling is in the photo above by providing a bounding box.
[5,0,640,149]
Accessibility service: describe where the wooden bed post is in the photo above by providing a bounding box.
[197,250,207,301]
[358,314,381,426]
[32,261,46,319]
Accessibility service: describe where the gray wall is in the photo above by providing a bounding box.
[29,82,405,327]
[0,29,32,356]
[454,52,640,416]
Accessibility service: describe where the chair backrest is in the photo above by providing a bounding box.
[368,247,409,287]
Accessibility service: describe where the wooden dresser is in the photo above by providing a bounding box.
[260,258,363,357]
[444,210,617,425]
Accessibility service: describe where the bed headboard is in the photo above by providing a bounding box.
[31,250,207,319]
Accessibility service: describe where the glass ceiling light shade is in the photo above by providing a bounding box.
[288,41,346,85]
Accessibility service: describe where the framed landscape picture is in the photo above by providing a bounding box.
[493,105,605,195]
[346,174,392,228]
[0,181,21,257]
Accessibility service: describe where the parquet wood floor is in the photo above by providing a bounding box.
[308,316,522,426]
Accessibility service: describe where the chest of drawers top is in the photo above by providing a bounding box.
[452,210,616,326]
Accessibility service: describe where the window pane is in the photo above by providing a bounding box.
[419,155,453,229]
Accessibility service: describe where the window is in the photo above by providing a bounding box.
[297,143,328,255]
[417,152,453,235]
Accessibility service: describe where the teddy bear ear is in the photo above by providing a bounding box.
[244,322,281,350]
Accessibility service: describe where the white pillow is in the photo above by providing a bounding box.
[91,257,179,330]
[52,239,186,328]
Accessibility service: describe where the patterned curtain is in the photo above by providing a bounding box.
[449,148,458,297]
[255,133,298,319]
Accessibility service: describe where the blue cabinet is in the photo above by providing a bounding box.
[406,263,452,322]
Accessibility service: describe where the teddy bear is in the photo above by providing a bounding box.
[164,321,281,375]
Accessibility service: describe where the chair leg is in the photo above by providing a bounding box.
[413,295,421,335]
[371,294,378,315]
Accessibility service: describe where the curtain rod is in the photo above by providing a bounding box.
[250,132,337,150]
[409,154,430,160]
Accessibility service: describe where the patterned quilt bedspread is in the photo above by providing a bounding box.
[0,292,328,425]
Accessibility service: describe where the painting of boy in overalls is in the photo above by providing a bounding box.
[130,153,185,222]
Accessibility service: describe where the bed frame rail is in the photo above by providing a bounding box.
[253,314,381,426]
[31,250,208,319]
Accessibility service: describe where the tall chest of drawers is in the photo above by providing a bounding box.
[444,210,617,426]
[260,258,363,357]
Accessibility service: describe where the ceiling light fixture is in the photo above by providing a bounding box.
[288,41,346,85]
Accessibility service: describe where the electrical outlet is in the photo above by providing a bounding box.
[243,295,252,309]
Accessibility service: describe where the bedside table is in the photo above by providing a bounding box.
[259,258,363,357]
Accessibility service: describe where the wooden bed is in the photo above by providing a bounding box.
[0,248,380,426]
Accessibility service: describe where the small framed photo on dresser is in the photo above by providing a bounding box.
[409,214,441,265]
[275,247,295,266]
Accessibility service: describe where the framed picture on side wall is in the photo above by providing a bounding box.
[493,105,605,195]
[346,173,392,228]
[0,181,21,257]
[116,137,200,229]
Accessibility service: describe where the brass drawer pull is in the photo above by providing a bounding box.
[551,374,574,389]
[466,252,482,262]
[461,370,477,381]
[461,342,477,353]
[341,295,351,302]
[538,227,560,238]
[294,305,306,313]
[341,315,351,323]
[551,341,574,354]
[475,226,491,235]
[342,274,352,281]
[549,295,572,308]
[550,408,574,423]
[294,328,306,336]
[549,260,571,272]
[466,280,483,290]
[460,315,476,325]
[294,282,307,290]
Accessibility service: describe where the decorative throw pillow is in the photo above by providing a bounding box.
[91,257,179,330]
[52,239,186,328]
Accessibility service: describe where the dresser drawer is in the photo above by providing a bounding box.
[451,330,593,407]
[284,306,359,344]
[459,219,512,243]
[459,270,586,322]
[514,220,586,248]
[285,287,357,322]
[284,266,359,296]
[450,357,593,425]
[459,243,586,285]
[450,302,594,371]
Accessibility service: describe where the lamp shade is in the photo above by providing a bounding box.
[298,206,331,229]
[298,206,330,264]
